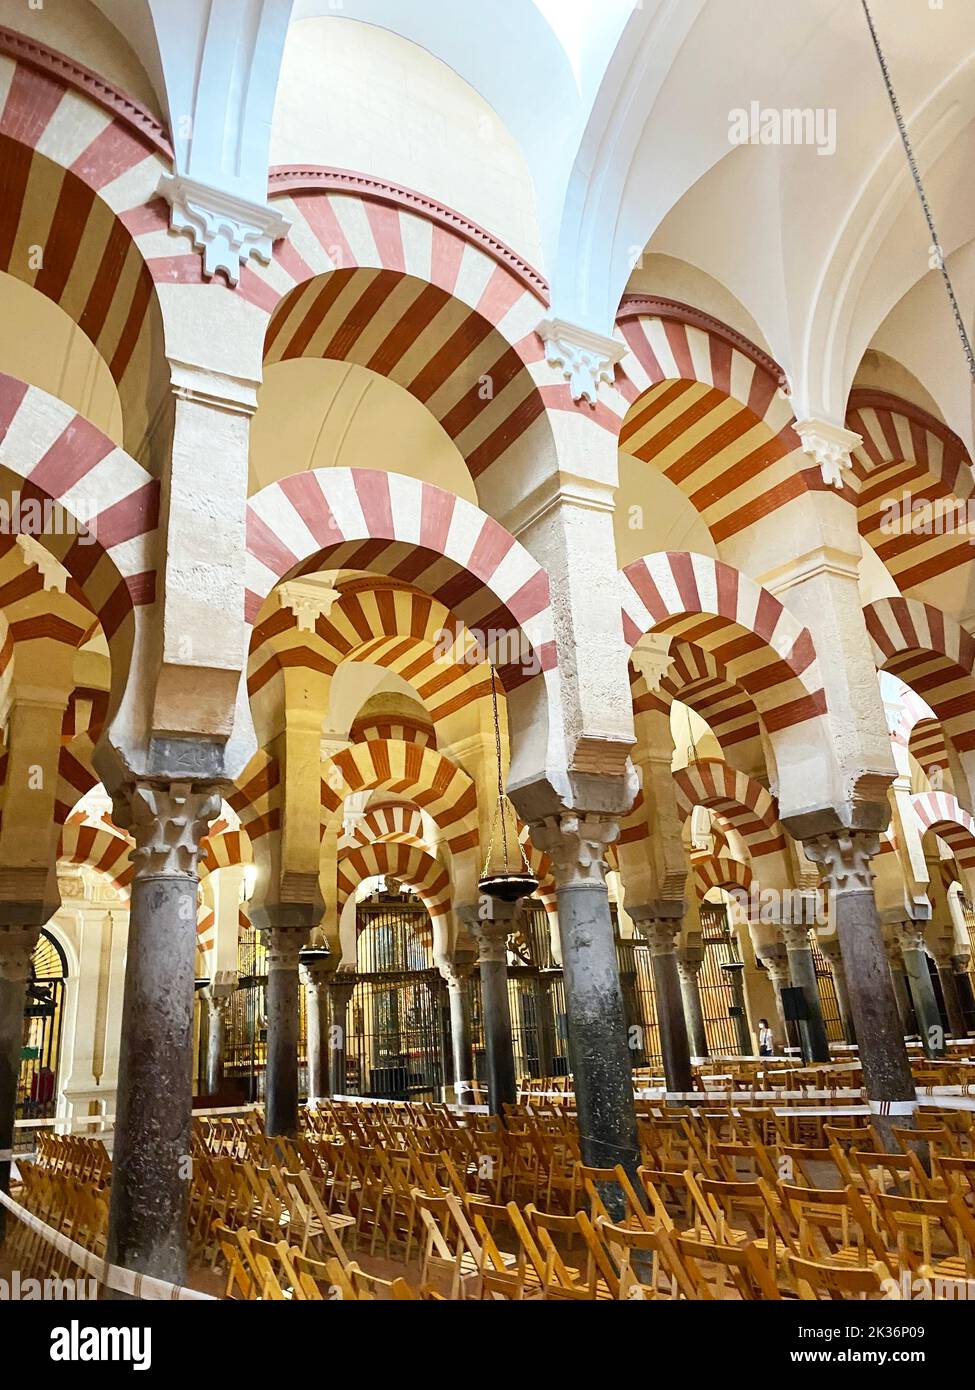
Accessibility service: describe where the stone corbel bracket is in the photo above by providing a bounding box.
[158,173,291,286]
[795,418,862,490]
[537,317,625,406]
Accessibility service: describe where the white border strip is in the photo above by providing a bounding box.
[0,1189,215,1301]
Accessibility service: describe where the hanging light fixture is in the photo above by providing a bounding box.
[477,668,539,903]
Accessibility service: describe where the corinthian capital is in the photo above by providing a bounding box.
[803,829,879,895]
[530,813,619,889]
[537,317,625,405]
[120,782,222,879]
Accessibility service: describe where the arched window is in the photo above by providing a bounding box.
[19,929,68,1119]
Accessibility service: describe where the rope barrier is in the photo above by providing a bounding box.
[0,1189,215,1301]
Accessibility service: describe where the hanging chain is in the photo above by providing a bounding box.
[479,665,533,879]
[860,0,975,384]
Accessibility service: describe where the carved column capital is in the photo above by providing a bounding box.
[757,942,791,986]
[468,915,511,965]
[803,829,880,895]
[267,927,307,973]
[117,782,222,880]
[893,919,927,955]
[675,946,704,983]
[530,812,619,889]
[439,958,476,992]
[631,916,681,957]
[951,949,972,975]
[327,974,357,1009]
[780,921,813,954]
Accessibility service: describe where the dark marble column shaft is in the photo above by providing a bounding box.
[676,947,708,1059]
[781,923,831,1063]
[107,782,220,1288]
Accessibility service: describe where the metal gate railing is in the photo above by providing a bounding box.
[810,935,844,1042]
[699,905,740,1055]
[347,893,444,1100]
[18,929,66,1120]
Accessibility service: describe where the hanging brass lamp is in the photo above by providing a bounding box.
[477,668,539,903]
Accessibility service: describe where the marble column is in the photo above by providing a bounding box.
[780,922,831,1063]
[805,832,918,1151]
[204,992,231,1096]
[535,971,558,1078]
[326,975,356,1097]
[630,908,693,1094]
[952,951,975,1034]
[756,944,791,1053]
[0,926,39,1239]
[722,961,753,1056]
[107,781,220,1287]
[819,935,857,1044]
[884,939,916,1036]
[440,960,475,1107]
[264,919,308,1137]
[467,904,517,1117]
[932,949,967,1040]
[300,956,330,1104]
[676,947,708,1059]
[894,922,945,1059]
[531,814,640,1201]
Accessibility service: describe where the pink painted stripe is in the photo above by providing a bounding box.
[505,569,550,625]
[296,193,356,270]
[746,365,778,421]
[753,588,783,644]
[466,516,515,582]
[94,480,159,550]
[621,609,643,648]
[119,197,170,237]
[475,263,524,326]
[278,472,339,548]
[352,468,394,538]
[0,64,64,144]
[663,321,693,379]
[419,483,455,552]
[29,416,115,496]
[273,235,315,285]
[668,551,701,614]
[246,509,299,579]
[363,200,405,273]
[0,375,29,439]
[430,223,463,294]
[620,319,664,385]
[70,121,149,191]
[623,562,668,625]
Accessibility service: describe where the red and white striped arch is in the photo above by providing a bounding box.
[0,44,170,448]
[612,302,816,545]
[864,596,975,797]
[693,854,753,896]
[227,751,280,845]
[320,740,478,854]
[673,759,785,862]
[57,819,132,895]
[911,793,975,885]
[199,827,253,879]
[248,580,492,728]
[246,469,555,699]
[847,390,975,594]
[621,552,827,734]
[339,804,430,854]
[336,841,451,923]
[350,714,435,748]
[655,641,766,771]
[0,376,158,699]
[246,170,561,487]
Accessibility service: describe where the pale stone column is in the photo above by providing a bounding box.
[629,907,693,1094]
[531,814,640,1196]
[299,956,331,1104]
[676,947,708,1059]
[263,918,309,1136]
[439,960,475,1107]
[0,926,39,1237]
[894,921,945,1059]
[756,944,791,1052]
[819,935,857,1044]
[106,782,220,1287]
[204,989,233,1097]
[780,921,831,1063]
[804,832,918,1150]
[326,976,356,1097]
[466,904,517,1116]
